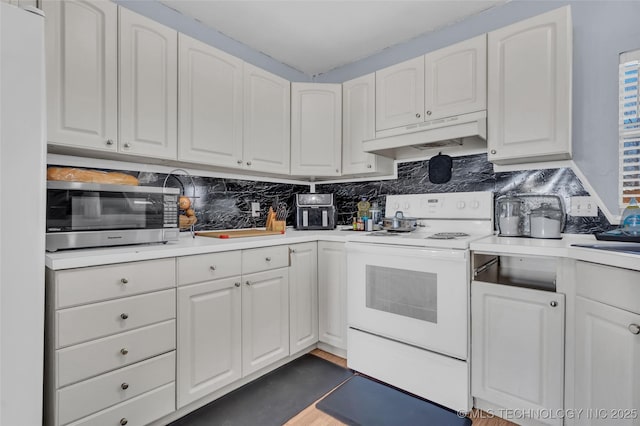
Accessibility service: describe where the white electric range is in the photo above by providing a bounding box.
[345,191,494,413]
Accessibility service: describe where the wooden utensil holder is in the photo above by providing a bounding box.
[266,207,286,233]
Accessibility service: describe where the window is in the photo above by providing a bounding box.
[619,50,640,207]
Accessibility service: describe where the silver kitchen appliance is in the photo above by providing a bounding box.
[46,181,180,251]
[294,193,336,230]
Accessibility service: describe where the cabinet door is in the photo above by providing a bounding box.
[317,241,347,350]
[243,63,290,174]
[289,242,318,354]
[119,7,177,159]
[487,6,572,164]
[574,296,640,424]
[242,268,289,376]
[290,83,342,176]
[471,282,564,425]
[177,277,242,408]
[44,0,117,151]
[178,33,243,167]
[425,34,486,120]
[375,56,425,131]
[342,73,393,176]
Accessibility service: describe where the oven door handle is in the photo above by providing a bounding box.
[345,242,467,261]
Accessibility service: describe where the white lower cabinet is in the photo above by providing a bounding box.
[572,261,640,425]
[472,261,565,425]
[177,276,242,408]
[45,260,177,426]
[318,241,347,351]
[289,242,319,354]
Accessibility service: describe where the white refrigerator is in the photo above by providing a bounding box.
[0,3,46,425]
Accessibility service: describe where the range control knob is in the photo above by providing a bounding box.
[393,203,400,210]
[457,201,466,209]
[471,200,480,209]
[404,203,410,210]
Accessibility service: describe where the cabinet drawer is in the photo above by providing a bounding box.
[56,289,176,349]
[576,261,640,314]
[57,320,175,387]
[66,382,175,426]
[55,259,176,308]
[242,246,289,274]
[58,352,175,425]
[177,251,241,285]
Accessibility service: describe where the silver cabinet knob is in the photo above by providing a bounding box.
[120,348,129,355]
[237,160,243,165]
[335,169,339,173]
[426,110,432,116]
[123,143,131,148]
[265,257,271,262]
[490,149,497,155]
[290,249,296,253]
[120,419,128,426]
[367,164,372,169]
[415,113,421,118]
[120,278,128,284]
[120,313,129,320]
[550,301,558,307]
[246,161,252,166]
[629,324,640,335]
[106,139,114,146]
[234,282,241,287]
[210,265,217,271]
[121,383,129,390]
[245,280,251,286]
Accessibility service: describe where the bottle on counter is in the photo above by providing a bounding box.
[352,216,357,231]
[357,197,370,219]
[369,202,381,227]
[621,197,640,236]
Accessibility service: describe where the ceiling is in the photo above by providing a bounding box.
[160,0,507,76]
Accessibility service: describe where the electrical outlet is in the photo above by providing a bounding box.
[251,202,260,217]
[570,196,598,217]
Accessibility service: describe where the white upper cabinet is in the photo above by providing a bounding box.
[375,56,425,131]
[425,34,486,121]
[178,33,243,167]
[44,0,118,151]
[119,7,177,160]
[487,6,572,165]
[290,83,342,176]
[342,73,393,176]
[243,63,291,174]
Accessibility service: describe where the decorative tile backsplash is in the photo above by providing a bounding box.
[316,154,614,235]
[50,153,613,234]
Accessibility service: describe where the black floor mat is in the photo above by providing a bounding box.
[316,375,472,426]
[170,354,354,426]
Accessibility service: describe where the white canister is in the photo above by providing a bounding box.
[529,203,563,238]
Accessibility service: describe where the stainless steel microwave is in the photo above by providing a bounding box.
[46,181,180,251]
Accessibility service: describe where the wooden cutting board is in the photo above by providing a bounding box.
[195,229,285,239]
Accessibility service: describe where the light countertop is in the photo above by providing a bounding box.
[46,229,640,272]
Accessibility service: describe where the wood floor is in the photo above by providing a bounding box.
[286,349,517,426]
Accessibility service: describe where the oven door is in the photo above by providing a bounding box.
[346,242,469,360]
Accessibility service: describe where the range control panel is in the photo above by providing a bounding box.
[384,192,494,220]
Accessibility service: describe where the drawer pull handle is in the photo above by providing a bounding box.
[120,418,128,426]
[210,265,217,271]
[265,257,272,262]
[234,282,241,287]
[629,324,640,335]
[121,382,129,390]
[120,348,129,356]
[245,280,251,286]
[120,313,129,320]
[120,278,128,284]
[550,301,558,307]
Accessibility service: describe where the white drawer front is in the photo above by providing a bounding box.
[242,246,289,274]
[56,259,176,308]
[57,320,175,387]
[56,289,176,349]
[576,261,640,314]
[177,251,241,286]
[58,352,175,425]
[66,382,175,426]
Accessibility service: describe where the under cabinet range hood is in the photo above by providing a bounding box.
[363,111,487,160]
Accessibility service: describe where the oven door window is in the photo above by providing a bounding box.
[366,265,437,323]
